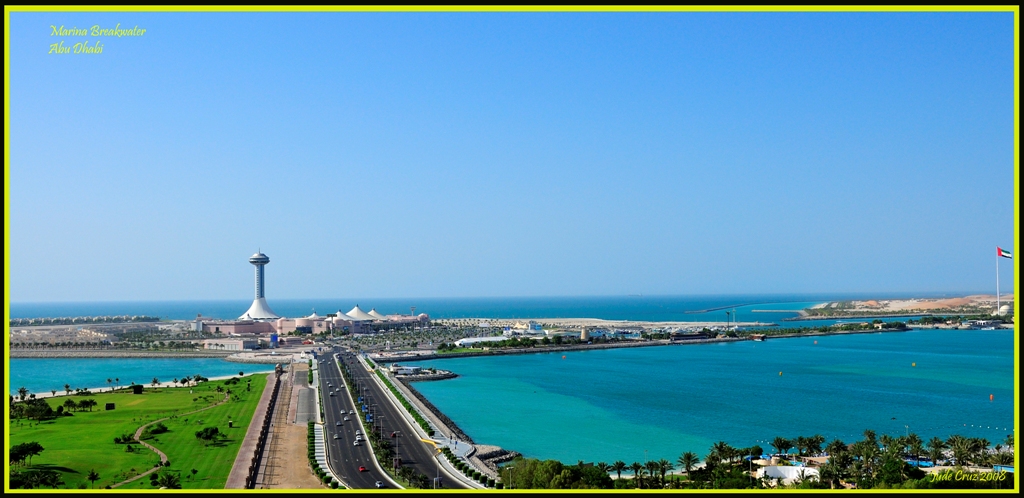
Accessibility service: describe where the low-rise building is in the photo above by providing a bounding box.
[203,338,258,351]
[389,363,423,375]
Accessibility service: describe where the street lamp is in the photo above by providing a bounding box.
[433,447,441,489]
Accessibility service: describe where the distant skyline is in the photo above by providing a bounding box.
[8,10,1016,301]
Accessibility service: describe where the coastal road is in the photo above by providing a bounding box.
[316,354,392,489]
[337,350,465,489]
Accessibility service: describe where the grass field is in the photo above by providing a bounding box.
[9,373,268,489]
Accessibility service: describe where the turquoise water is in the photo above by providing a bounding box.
[412,329,1015,465]
[8,293,957,322]
[8,358,274,395]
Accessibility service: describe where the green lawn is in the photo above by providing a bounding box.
[9,374,268,489]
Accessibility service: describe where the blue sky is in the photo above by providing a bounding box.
[7,11,1016,301]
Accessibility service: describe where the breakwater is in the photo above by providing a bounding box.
[396,377,475,444]
[785,313,929,321]
[404,337,748,361]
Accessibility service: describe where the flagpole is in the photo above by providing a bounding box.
[996,251,1000,315]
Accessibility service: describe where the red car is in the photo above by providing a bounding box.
[358,466,367,472]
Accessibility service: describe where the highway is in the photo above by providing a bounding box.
[336,349,466,489]
[315,353,392,489]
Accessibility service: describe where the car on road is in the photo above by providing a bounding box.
[375,481,384,488]
[353,441,361,446]
[336,421,341,426]
[349,410,355,415]
[333,434,339,439]
[343,416,350,421]
[329,392,335,396]
[359,466,367,472]
[391,432,397,437]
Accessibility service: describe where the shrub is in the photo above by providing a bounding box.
[331,481,338,489]
[495,482,504,489]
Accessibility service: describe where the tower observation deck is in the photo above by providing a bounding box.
[240,251,280,320]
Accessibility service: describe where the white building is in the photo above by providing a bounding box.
[389,363,423,375]
[756,466,820,486]
[454,337,505,347]
[203,338,258,351]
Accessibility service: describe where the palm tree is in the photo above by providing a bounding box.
[862,429,877,445]
[629,462,644,488]
[645,461,661,488]
[854,440,880,479]
[825,439,847,457]
[114,378,120,390]
[658,458,673,487]
[947,435,970,467]
[106,378,112,391]
[18,386,29,401]
[794,436,809,457]
[87,469,100,488]
[64,384,71,396]
[190,468,198,481]
[771,437,791,458]
[612,461,626,480]
[157,472,181,489]
[595,462,611,475]
[712,440,737,465]
[50,389,57,396]
[879,434,896,454]
[678,452,699,476]
[927,437,946,466]
[968,438,989,467]
[152,377,160,387]
[906,433,924,467]
[808,434,825,455]
[819,457,843,489]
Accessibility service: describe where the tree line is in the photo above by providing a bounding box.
[495,429,1015,490]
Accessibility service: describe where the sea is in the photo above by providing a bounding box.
[8,292,961,323]
[412,329,1014,465]
[7,294,1013,464]
[8,358,275,396]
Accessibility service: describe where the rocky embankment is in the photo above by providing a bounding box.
[395,377,474,444]
[474,445,522,473]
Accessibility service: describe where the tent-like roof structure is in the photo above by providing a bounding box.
[239,297,280,320]
[330,310,355,322]
[368,309,388,320]
[346,305,376,321]
[306,310,321,319]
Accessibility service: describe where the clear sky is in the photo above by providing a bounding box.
[7,10,1017,301]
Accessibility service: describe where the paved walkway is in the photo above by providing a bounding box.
[257,363,322,489]
[224,373,279,489]
[111,392,230,488]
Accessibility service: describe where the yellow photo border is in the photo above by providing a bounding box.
[3,4,1019,493]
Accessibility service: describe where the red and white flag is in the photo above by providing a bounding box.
[997,247,1012,259]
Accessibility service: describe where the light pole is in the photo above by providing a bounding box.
[433,447,441,489]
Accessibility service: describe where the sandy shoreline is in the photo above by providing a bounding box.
[10,350,233,359]
[441,317,776,328]
[19,371,275,400]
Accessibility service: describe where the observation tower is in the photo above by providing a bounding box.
[239,251,280,320]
